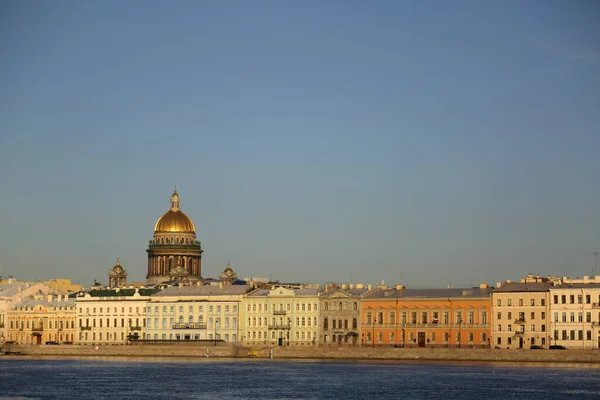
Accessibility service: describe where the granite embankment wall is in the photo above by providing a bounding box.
[6,344,600,363]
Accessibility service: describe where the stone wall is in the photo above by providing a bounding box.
[6,343,600,363]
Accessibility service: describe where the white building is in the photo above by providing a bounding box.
[244,287,320,346]
[146,284,249,342]
[549,283,600,349]
[76,288,158,344]
[0,282,58,343]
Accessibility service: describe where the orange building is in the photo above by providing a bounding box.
[361,285,492,348]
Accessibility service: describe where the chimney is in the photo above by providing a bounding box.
[479,283,489,289]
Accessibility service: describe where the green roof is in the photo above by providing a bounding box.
[87,288,160,297]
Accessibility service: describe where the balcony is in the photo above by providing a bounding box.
[513,331,526,337]
[593,303,600,308]
[171,323,207,330]
[268,324,291,330]
[130,326,142,331]
[273,310,287,315]
[32,327,44,332]
[514,318,526,324]
[80,326,92,331]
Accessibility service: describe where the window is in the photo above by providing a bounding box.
[519,299,523,306]
[553,295,559,304]
[468,333,473,342]
[541,324,545,332]
[467,311,474,324]
[541,299,545,306]
[497,299,502,306]
[530,324,535,332]
[507,312,512,320]
[530,299,535,306]
[561,295,566,304]
[570,312,575,323]
[481,333,487,343]
[586,312,592,323]
[586,294,591,304]
[497,325,502,332]
[507,299,512,306]
[541,312,545,320]
[578,312,583,323]
[508,324,512,332]
[530,312,535,320]
[578,295,583,304]
[570,295,575,304]
[480,312,487,324]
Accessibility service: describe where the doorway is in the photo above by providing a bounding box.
[418,332,426,347]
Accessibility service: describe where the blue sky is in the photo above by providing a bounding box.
[1,1,599,288]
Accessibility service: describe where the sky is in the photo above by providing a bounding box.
[1,1,599,288]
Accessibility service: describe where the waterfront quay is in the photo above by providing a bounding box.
[6,343,600,364]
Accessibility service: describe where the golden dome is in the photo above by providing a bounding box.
[154,188,196,233]
[154,210,196,233]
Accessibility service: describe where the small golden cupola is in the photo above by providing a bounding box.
[219,262,238,284]
[108,258,127,288]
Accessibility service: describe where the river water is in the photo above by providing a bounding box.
[1,357,599,399]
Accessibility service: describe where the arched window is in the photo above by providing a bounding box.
[179,315,184,323]
[189,315,193,323]
[198,315,204,323]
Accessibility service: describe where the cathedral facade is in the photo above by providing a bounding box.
[146,189,203,283]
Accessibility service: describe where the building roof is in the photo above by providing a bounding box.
[0,282,49,298]
[320,287,370,298]
[364,287,493,299]
[246,288,320,297]
[151,284,251,297]
[552,283,600,290]
[84,288,160,297]
[17,297,76,308]
[493,282,554,293]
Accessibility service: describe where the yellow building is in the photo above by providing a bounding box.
[491,281,552,349]
[7,294,76,345]
[244,286,320,346]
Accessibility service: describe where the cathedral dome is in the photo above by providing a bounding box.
[154,188,196,233]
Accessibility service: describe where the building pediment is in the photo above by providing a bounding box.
[268,287,295,297]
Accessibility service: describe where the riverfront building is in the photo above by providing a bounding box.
[361,286,492,348]
[76,288,158,344]
[0,282,58,343]
[319,284,369,345]
[6,294,76,345]
[146,188,203,283]
[244,287,320,346]
[549,281,600,349]
[146,284,249,342]
[491,280,552,349]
